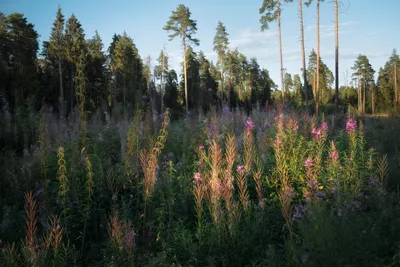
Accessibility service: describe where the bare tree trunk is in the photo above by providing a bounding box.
[70,69,74,112]
[183,41,189,115]
[161,48,165,112]
[123,72,126,111]
[363,83,366,114]
[277,0,285,102]
[58,61,64,102]
[316,0,320,116]
[114,72,117,108]
[313,74,317,108]
[299,0,308,109]
[372,87,375,114]
[358,76,361,114]
[334,0,339,113]
[395,63,398,112]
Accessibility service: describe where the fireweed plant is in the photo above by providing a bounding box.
[1,107,400,266]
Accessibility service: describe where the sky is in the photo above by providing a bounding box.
[2,0,400,88]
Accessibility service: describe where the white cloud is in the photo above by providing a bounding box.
[229,28,278,50]
[304,20,357,39]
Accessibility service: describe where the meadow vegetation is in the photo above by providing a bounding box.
[1,104,400,267]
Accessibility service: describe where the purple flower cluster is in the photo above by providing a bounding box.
[125,231,136,248]
[304,179,326,201]
[311,122,328,140]
[245,119,256,131]
[282,185,295,201]
[321,122,328,131]
[293,204,307,221]
[346,118,357,133]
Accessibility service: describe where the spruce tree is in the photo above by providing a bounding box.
[48,6,65,109]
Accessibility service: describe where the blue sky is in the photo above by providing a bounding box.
[2,0,400,88]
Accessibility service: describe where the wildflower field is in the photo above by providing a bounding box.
[1,107,400,266]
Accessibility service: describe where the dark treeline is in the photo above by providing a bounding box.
[0,4,399,120]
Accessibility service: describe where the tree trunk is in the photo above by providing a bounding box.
[316,0,320,116]
[372,87,375,114]
[334,0,339,114]
[58,61,64,102]
[277,0,285,102]
[123,72,126,111]
[70,69,74,112]
[183,41,189,115]
[161,51,165,113]
[395,63,398,112]
[299,0,308,109]
[161,72,164,113]
[363,83,366,114]
[114,72,117,108]
[358,76,361,114]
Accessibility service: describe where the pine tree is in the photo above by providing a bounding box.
[213,21,230,100]
[260,0,293,102]
[298,0,308,108]
[284,73,293,94]
[388,49,400,111]
[308,50,334,107]
[334,0,339,113]
[154,50,169,111]
[143,55,155,114]
[164,4,199,115]
[179,45,200,111]
[306,0,325,115]
[352,55,375,114]
[48,6,65,110]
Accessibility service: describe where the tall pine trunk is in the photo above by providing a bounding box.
[372,87,375,114]
[334,0,339,113]
[395,63,398,112]
[123,72,126,111]
[183,41,189,115]
[299,0,308,108]
[70,68,74,112]
[114,72,117,108]
[358,76,361,114]
[58,61,64,102]
[363,83,366,114]
[316,0,320,116]
[277,0,284,102]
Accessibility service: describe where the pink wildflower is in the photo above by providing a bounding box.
[304,157,313,168]
[330,151,339,161]
[311,128,318,135]
[346,118,357,133]
[199,145,205,150]
[194,173,202,182]
[237,165,245,175]
[274,139,282,145]
[245,119,255,131]
[321,122,328,132]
